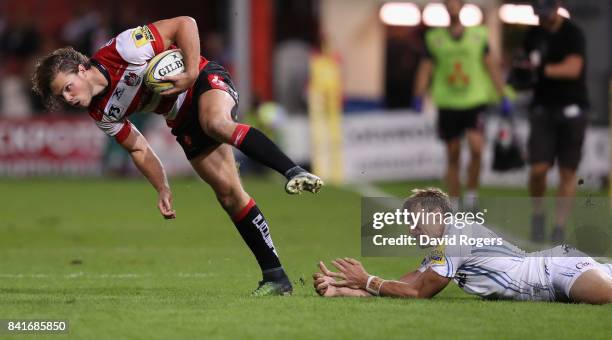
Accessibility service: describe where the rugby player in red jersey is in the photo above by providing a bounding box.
[32,16,323,296]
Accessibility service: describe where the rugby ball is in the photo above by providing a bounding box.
[145,49,185,93]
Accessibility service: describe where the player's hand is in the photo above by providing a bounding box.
[158,189,176,219]
[160,71,198,96]
[313,272,337,297]
[329,258,369,289]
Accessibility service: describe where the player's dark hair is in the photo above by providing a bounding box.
[31,47,91,110]
[403,187,453,214]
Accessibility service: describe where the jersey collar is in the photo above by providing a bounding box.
[90,58,111,98]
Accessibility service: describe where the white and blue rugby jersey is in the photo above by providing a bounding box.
[418,224,557,301]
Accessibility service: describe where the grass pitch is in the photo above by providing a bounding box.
[0,178,611,339]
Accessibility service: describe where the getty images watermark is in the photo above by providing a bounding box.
[361,196,612,257]
[370,206,502,247]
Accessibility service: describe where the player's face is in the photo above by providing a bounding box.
[407,207,445,243]
[51,66,93,108]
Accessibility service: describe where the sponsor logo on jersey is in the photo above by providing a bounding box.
[142,26,155,41]
[123,72,141,86]
[132,26,155,48]
[208,74,228,91]
[429,245,446,265]
[575,262,592,270]
[208,74,238,100]
[113,87,125,100]
[108,105,122,119]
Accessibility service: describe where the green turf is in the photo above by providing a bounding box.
[0,178,610,339]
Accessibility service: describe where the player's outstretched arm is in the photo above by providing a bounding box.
[328,258,450,299]
[151,16,200,96]
[119,127,176,219]
[376,269,450,298]
[398,269,422,284]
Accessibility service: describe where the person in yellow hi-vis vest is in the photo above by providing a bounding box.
[413,0,511,209]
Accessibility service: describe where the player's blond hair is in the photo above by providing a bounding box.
[403,187,453,214]
[31,47,91,110]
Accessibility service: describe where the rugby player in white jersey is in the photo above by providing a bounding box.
[313,188,612,304]
[31,16,323,296]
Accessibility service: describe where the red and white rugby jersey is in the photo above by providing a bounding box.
[88,23,208,143]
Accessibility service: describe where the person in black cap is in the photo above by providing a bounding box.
[523,0,589,244]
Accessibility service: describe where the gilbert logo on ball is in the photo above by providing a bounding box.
[145,49,186,93]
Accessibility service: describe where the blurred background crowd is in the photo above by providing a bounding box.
[0,0,609,118]
[0,0,610,192]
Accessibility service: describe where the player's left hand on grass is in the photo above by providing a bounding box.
[158,189,176,219]
[312,272,337,297]
[160,72,198,96]
[328,258,370,289]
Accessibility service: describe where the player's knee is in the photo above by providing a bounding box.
[447,154,460,166]
[215,188,237,210]
[201,111,234,141]
[531,165,548,179]
[201,117,222,137]
[214,184,246,212]
[470,148,482,161]
[559,168,577,182]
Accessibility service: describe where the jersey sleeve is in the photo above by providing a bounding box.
[417,245,465,278]
[565,25,586,57]
[95,119,134,143]
[114,24,165,64]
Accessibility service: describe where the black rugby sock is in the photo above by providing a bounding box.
[232,198,286,279]
[230,124,297,178]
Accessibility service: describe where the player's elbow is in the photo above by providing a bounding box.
[595,291,612,305]
[396,287,427,299]
[123,137,149,158]
[416,290,435,299]
[178,16,197,27]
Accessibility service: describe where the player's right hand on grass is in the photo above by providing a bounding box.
[158,189,176,219]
